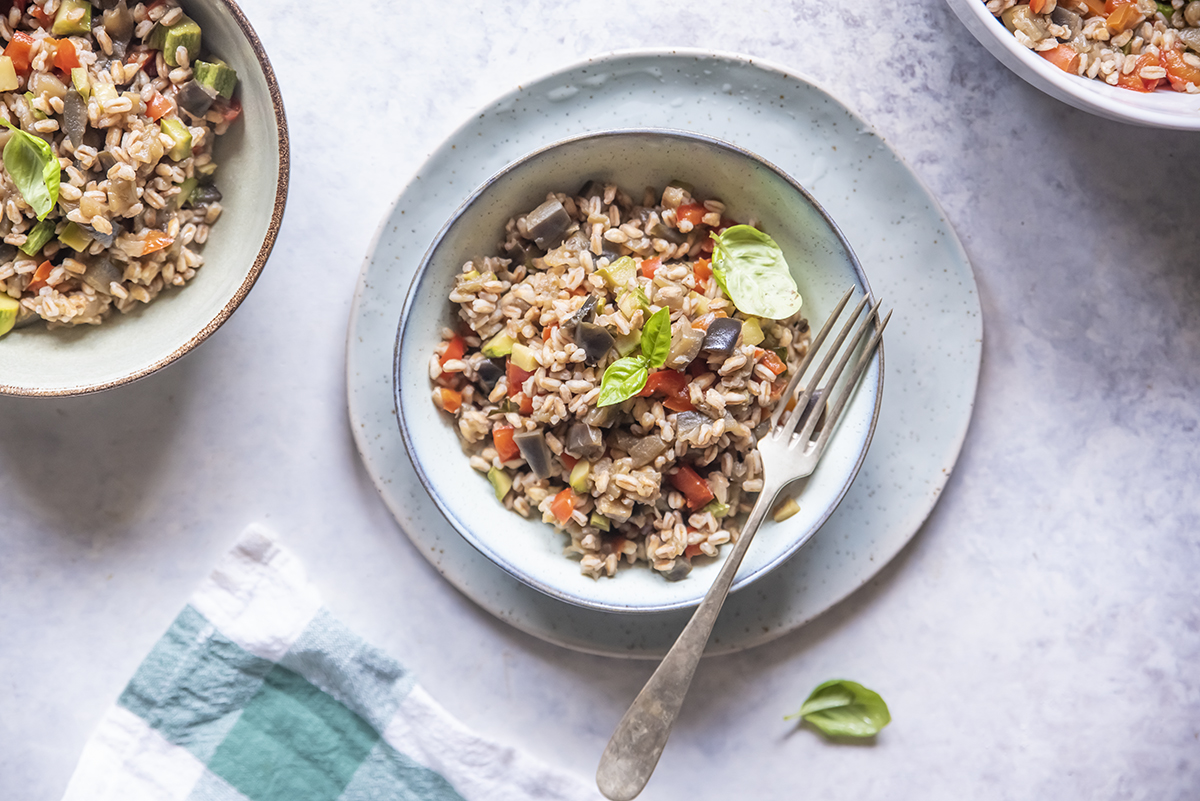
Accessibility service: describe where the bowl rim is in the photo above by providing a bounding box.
[951,0,1200,130]
[0,0,290,398]
[393,126,884,614]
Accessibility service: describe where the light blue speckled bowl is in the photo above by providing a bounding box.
[0,0,288,396]
[395,129,882,613]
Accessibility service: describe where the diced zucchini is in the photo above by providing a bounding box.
[193,59,237,99]
[195,161,217,179]
[700,499,730,519]
[148,14,202,67]
[481,331,515,359]
[688,291,709,316]
[741,316,765,346]
[57,221,91,252]
[614,329,640,357]
[160,117,192,161]
[462,269,481,280]
[51,0,91,35]
[510,342,538,372]
[70,66,89,99]
[0,294,18,338]
[598,255,636,290]
[23,92,47,121]
[19,219,55,256]
[588,512,610,532]
[772,496,801,523]
[487,467,512,501]
[175,177,198,209]
[568,460,591,493]
[0,57,18,92]
[92,80,119,107]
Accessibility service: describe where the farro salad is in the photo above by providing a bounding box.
[0,0,239,338]
[988,0,1200,92]
[430,181,812,581]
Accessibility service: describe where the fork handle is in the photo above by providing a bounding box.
[595,488,777,801]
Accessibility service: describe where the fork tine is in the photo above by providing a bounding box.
[768,286,854,431]
[808,307,890,456]
[778,293,872,442]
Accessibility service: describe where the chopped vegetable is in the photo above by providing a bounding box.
[568,459,591,493]
[0,119,60,220]
[481,330,516,358]
[675,203,706,228]
[0,56,17,92]
[597,307,672,406]
[549,487,577,525]
[0,294,19,337]
[588,512,610,532]
[148,13,202,67]
[757,347,787,376]
[3,32,33,75]
[786,680,891,739]
[439,333,465,367]
[772,496,801,522]
[668,465,715,510]
[639,256,661,279]
[574,322,614,363]
[510,341,538,372]
[487,467,512,501]
[664,321,704,370]
[193,59,238,98]
[693,257,712,287]
[525,199,571,250]
[25,259,52,293]
[564,421,604,460]
[176,79,216,118]
[433,387,462,413]
[700,499,730,518]
[710,225,802,320]
[701,316,742,356]
[741,316,765,347]
[52,38,81,72]
[1162,48,1200,91]
[57,221,90,252]
[513,429,554,479]
[475,358,504,391]
[492,424,519,462]
[160,117,193,161]
[19,218,55,256]
[598,255,637,290]
[136,230,174,255]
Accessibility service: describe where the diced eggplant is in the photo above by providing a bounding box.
[102,0,134,44]
[97,149,118,172]
[646,218,688,245]
[0,243,16,264]
[81,219,122,249]
[575,322,614,363]
[1050,5,1082,40]
[661,559,693,582]
[81,256,124,295]
[585,404,620,429]
[475,358,504,391]
[503,238,541,266]
[627,436,667,469]
[564,422,604,461]
[674,410,708,437]
[188,184,222,206]
[526,199,571,250]
[577,180,605,200]
[62,89,87,148]
[664,322,704,370]
[513,429,554,480]
[701,317,742,357]
[567,294,598,328]
[176,79,217,118]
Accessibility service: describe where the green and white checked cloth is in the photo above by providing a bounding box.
[62,526,601,801]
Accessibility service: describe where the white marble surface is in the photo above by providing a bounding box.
[2,1,1199,798]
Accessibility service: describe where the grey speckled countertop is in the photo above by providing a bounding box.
[3,1,1199,799]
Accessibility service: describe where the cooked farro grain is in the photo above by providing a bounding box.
[431,181,811,581]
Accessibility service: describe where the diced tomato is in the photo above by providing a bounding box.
[1162,49,1200,92]
[1039,44,1081,75]
[25,259,52,292]
[639,257,661,279]
[639,369,695,412]
[669,465,715,510]
[439,333,465,367]
[1117,50,1164,92]
[146,93,173,121]
[1104,0,1135,11]
[550,487,577,525]
[1080,0,1107,14]
[560,452,578,471]
[756,347,787,376]
[493,424,519,462]
[1105,1,1141,33]
[506,360,533,397]
[676,203,706,228]
[215,97,241,123]
[434,387,462,414]
[693,257,711,288]
[29,5,51,28]
[140,230,174,255]
[1029,0,1048,12]
[684,543,704,559]
[125,49,153,76]
[4,31,33,74]
[52,38,80,73]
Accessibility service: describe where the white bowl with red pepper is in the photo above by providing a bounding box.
[394,129,882,614]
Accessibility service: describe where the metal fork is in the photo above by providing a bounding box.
[595,287,890,801]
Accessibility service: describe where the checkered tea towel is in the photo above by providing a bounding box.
[62,525,602,801]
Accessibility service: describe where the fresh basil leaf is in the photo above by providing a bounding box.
[597,355,649,407]
[710,225,802,320]
[0,119,60,221]
[786,679,890,738]
[640,307,672,369]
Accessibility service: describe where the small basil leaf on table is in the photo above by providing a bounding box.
[640,307,672,369]
[710,224,802,320]
[0,119,61,221]
[786,679,890,738]
[597,355,649,407]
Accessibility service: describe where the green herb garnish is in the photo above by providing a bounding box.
[786,679,890,738]
[710,225,802,320]
[597,306,671,407]
[0,119,60,221]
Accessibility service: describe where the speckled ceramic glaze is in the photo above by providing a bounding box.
[0,0,289,397]
[394,129,883,614]
[348,49,982,657]
[945,0,1200,129]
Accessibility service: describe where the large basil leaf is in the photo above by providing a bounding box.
[597,355,649,408]
[710,225,802,320]
[640,307,671,369]
[787,679,890,738]
[0,119,60,221]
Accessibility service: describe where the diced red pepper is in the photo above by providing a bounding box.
[550,487,577,525]
[693,257,711,288]
[493,424,519,462]
[756,347,787,376]
[1117,50,1164,92]
[434,387,462,414]
[1162,49,1200,92]
[29,5,52,28]
[684,543,704,559]
[146,93,174,121]
[139,230,174,255]
[1038,44,1080,75]
[1105,0,1140,33]
[216,97,241,123]
[639,369,694,412]
[1079,0,1106,14]
[669,465,715,510]
[517,391,533,415]
[506,360,533,397]
[52,38,80,73]
[25,260,52,293]
[5,31,34,74]
[639,257,661,279]
[676,203,706,228]
[1029,0,1048,12]
[439,333,465,367]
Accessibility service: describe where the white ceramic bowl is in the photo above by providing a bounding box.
[394,129,882,613]
[945,0,1200,129]
[0,0,288,396]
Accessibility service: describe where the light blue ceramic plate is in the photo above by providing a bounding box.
[394,128,882,614]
